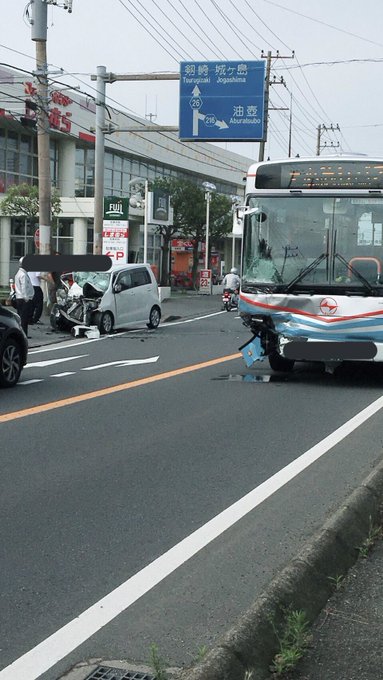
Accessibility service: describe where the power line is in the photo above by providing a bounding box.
[193,0,243,60]
[174,0,227,59]
[162,0,223,60]
[261,0,383,49]
[115,0,183,62]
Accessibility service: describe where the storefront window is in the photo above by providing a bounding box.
[87,220,94,254]
[10,218,36,260]
[52,219,73,254]
[0,129,37,190]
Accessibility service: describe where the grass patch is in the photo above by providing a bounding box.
[328,573,345,591]
[357,516,383,558]
[149,643,168,680]
[270,608,311,677]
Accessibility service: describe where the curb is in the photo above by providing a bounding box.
[179,459,383,680]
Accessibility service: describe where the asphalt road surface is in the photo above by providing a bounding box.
[1,309,383,679]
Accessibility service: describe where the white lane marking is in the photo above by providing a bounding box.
[28,312,225,355]
[25,355,88,369]
[18,379,44,385]
[2,394,383,680]
[28,336,106,354]
[50,372,77,377]
[160,311,225,327]
[81,356,159,371]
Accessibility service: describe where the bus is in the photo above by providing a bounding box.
[238,156,383,372]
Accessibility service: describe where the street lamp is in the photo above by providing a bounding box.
[128,177,149,263]
[202,181,216,270]
[230,195,242,269]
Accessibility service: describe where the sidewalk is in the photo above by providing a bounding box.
[26,291,223,350]
[291,529,383,680]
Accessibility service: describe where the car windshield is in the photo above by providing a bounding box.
[73,271,111,292]
[242,195,383,290]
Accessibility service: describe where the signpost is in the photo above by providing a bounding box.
[179,60,266,141]
[102,196,129,262]
[199,268,212,295]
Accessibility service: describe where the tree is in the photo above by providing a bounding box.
[148,180,179,286]
[1,183,62,251]
[153,177,232,287]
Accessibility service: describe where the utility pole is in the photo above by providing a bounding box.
[258,50,295,162]
[30,0,73,255]
[93,65,106,254]
[316,124,340,155]
[31,0,51,255]
[288,91,293,157]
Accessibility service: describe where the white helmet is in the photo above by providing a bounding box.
[230,267,238,274]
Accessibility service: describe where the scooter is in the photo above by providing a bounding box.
[222,288,239,311]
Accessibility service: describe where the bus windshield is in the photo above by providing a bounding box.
[242,195,383,291]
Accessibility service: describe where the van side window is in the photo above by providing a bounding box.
[131,268,151,287]
[117,271,132,290]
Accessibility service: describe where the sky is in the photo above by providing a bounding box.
[2,0,383,164]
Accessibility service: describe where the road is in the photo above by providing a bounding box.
[1,309,383,679]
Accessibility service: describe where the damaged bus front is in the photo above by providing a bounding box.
[239,158,383,372]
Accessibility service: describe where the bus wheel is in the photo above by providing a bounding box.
[268,351,295,372]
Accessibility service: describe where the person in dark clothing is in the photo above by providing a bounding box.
[28,271,44,323]
[45,251,62,311]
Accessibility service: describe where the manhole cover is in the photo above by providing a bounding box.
[85,666,156,680]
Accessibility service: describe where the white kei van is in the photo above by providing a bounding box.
[68,263,161,334]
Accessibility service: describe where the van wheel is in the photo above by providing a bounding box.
[268,351,295,372]
[97,311,114,334]
[147,306,161,329]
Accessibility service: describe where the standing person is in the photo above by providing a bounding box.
[28,270,44,324]
[14,258,34,337]
[45,251,62,312]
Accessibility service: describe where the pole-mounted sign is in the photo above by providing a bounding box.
[102,196,129,262]
[179,60,266,142]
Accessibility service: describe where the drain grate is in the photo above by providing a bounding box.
[84,666,156,680]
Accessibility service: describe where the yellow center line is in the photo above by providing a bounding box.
[0,353,241,423]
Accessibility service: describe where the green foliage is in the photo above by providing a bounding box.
[0,182,62,219]
[149,642,168,680]
[195,644,208,662]
[328,573,345,591]
[153,176,233,285]
[270,608,311,676]
[153,176,232,242]
[357,516,383,558]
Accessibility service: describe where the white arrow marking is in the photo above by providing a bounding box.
[197,112,228,130]
[215,119,229,129]
[81,356,159,371]
[192,85,201,96]
[25,354,88,369]
[193,108,199,136]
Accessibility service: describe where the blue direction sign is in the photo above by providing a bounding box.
[179,60,266,142]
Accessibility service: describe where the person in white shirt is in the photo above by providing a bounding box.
[222,267,241,308]
[28,270,44,324]
[14,258,34,336]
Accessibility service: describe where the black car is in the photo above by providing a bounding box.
[0,304,28,387]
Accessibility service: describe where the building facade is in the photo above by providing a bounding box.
[0,65,252,285]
